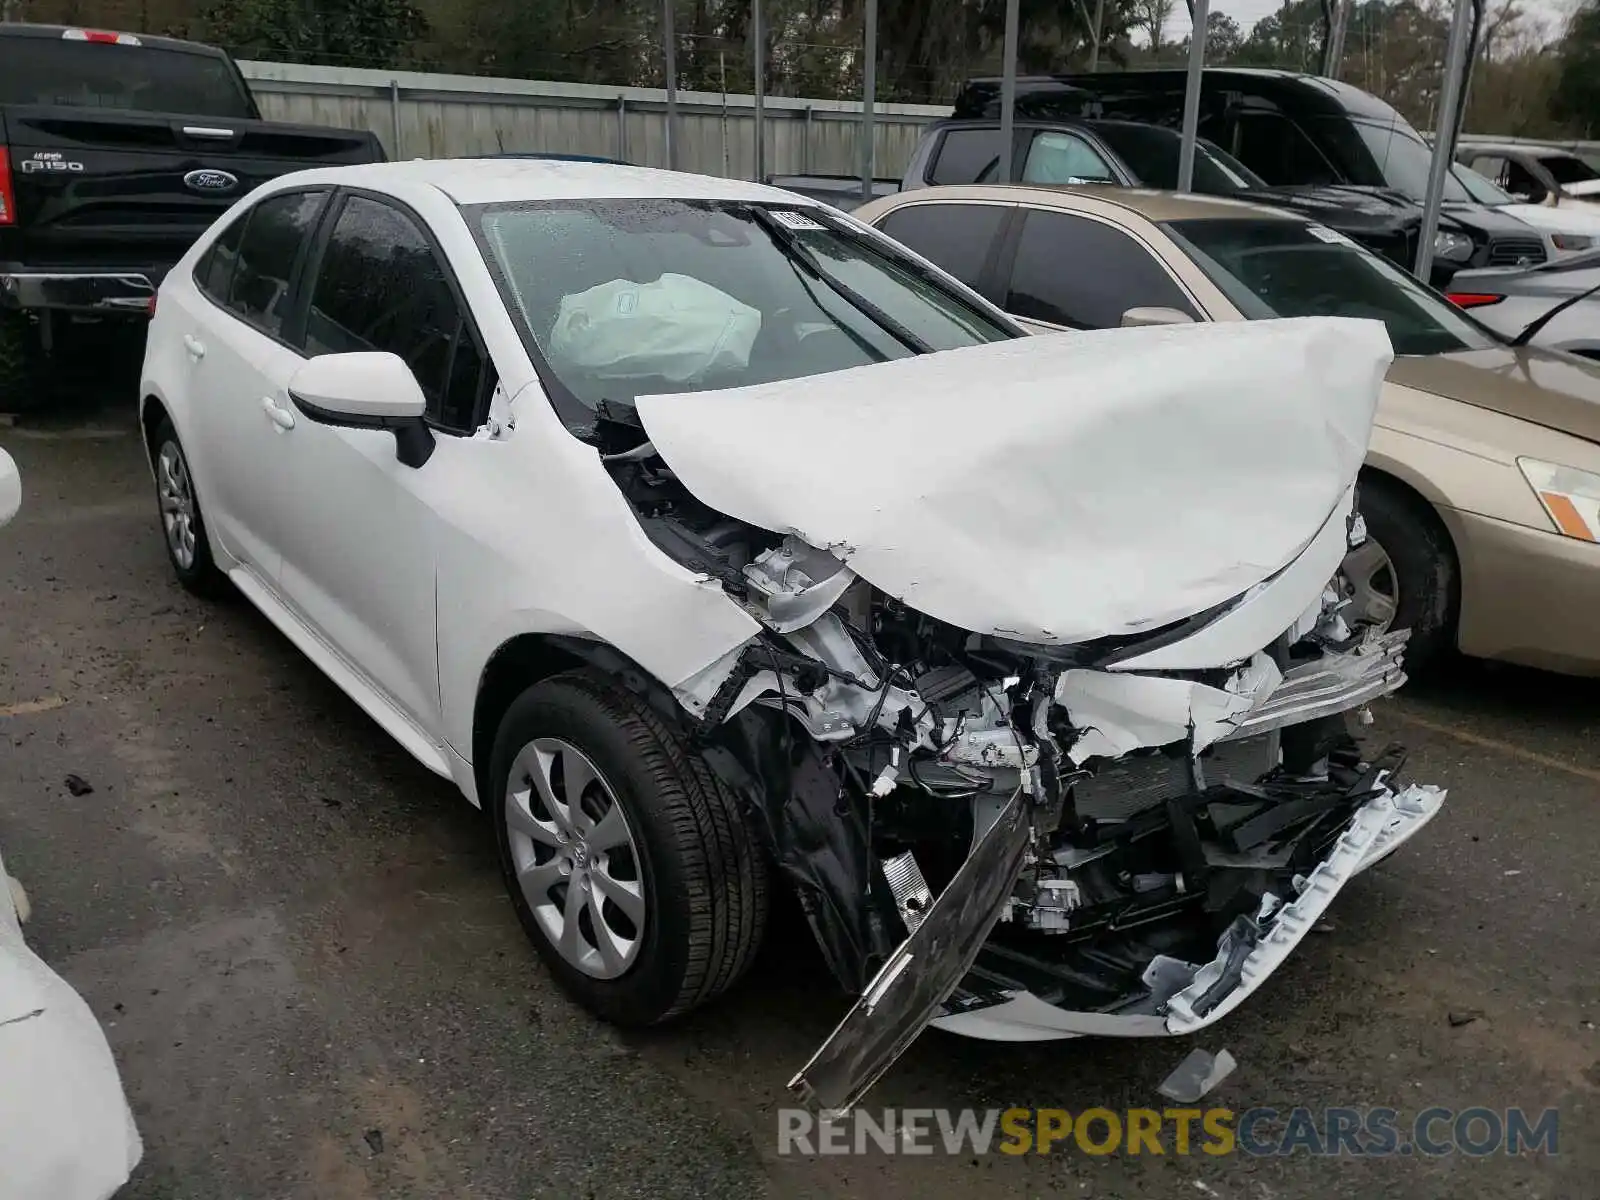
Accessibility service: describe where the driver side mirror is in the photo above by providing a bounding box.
[288,352,436,469]
[0,447,19,528]
[1121,306,1196,329]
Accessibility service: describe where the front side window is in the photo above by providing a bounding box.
[1021,132,1116,184]
[1164,217,1497,356]
[225,190,327,339]
[872,202,1008,291]
[305,195,489,432]
[1086,122,1264,194]
[1231,113,1339,187]
[467,198,1015,426]
[1006,210,1198,329]
[1540,154,1600,186]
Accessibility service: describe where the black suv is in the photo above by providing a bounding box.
[954,69,1549,282]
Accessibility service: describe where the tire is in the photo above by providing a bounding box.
[489,668,768,1026]
[0,309,47,415]
[1348,476,1458,672]
[150,417,225,596]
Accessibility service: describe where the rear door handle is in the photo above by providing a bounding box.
[182,334,205,361]
[261,396,296,431]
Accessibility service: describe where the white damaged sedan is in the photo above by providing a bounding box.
[139,160,1443,1111]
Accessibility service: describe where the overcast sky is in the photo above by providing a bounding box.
[1159,0,1575,42]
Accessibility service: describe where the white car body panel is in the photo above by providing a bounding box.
[637,318,1392,646]
[1494,201,1600,257]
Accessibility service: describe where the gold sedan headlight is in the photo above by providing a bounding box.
[1517,457,1600,542]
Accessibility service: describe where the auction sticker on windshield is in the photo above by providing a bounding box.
[1307,225,1356,246]
[770,210,827,231]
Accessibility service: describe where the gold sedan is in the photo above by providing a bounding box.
[857,185,1600,676]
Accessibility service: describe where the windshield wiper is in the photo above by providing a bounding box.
[747,206,934,355]
[1510,278,1600,347]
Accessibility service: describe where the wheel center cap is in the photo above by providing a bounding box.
[572,843,589,869]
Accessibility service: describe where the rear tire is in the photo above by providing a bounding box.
[0,310,47,415]
[151,417,225,596]
[1349,476,1458,673]
[489,668,768,1026]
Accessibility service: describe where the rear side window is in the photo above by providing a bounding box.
[193,212,248,305]
[927,128,1004,185]
[0,39,254,118]
[225,190,328,340]
[874,203,1007,292]
[1005,210,1198,329]
[304,195,491,433]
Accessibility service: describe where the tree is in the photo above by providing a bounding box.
[204,0,430,68]
[1129,0,1175,50]
[1178,10,1243,60]
[1553,0,1600,136]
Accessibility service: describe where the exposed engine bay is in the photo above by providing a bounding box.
[602,416,1443,1112]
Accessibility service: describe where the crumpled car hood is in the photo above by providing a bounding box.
[636,317,1392,645]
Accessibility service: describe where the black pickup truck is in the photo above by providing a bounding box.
[0,23,384,409]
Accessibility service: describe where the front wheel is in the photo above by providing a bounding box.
[489,669,769,1026]
[1345,477,1458,672]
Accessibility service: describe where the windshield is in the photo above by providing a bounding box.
[1163,217,1497,356]
[1453,163,1514,206]
[1087,123,1266,193]
[0,40,254,118]
[1310,117,1471,202]
[469,199,1015,425]
[1541,154,1600,186]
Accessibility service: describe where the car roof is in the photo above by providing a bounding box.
[1461,143,1581,160]
[881,183,1306,225]
[269,158,808,207]
[0,21,229,56]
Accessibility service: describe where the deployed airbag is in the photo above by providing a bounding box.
[549,273,761,384]
[636,317,1392,643]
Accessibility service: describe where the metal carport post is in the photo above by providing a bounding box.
[1414,0,1475,282]
[663,0,680,170]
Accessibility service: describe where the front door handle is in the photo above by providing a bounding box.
[261,396,296,431]
[182,334,206,361]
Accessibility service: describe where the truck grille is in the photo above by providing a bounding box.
[1486,237,1546,267]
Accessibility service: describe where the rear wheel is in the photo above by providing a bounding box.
[151,417,224,596]
[0,310,47,415]
[489,669,768,1026]
[1347,477,1458,672]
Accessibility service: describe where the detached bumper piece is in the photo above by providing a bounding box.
[1219,627,1408,742]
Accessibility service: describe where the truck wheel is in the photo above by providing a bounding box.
[0,310,46,415]
[489,669,768,1026]
[1347,477,1458,673]
[151,417,224,595]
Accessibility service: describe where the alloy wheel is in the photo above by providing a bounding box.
[1341,536,1399,632]
[157,441,198,570]
[504,737,646,979]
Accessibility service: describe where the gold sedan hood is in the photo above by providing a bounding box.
[1386,347,1600,446]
